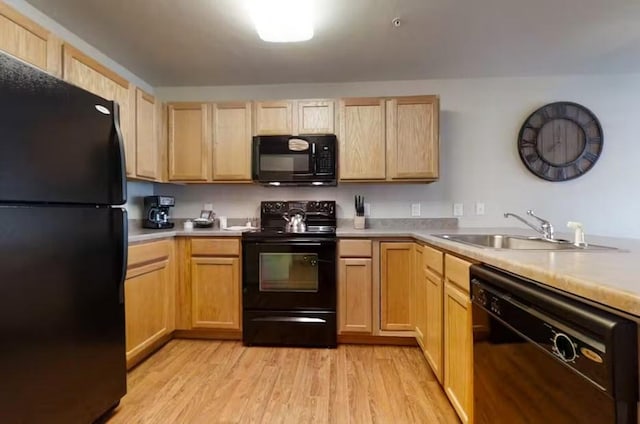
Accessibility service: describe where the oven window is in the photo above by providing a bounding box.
[259,253,318,292]
[260,154,310,173]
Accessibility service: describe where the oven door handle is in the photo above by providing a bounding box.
[252,316,327,324]
[253,242,330,247]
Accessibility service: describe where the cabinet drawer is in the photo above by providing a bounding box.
[128,239,171,268]
[423,244,444,276]
[444,254,472,293]
[339,239,372,257]
[191,238,240,256]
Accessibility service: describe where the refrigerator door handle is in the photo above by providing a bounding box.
[115,208,128,304]
[111,101,127,205]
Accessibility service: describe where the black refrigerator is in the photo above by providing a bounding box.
[0,52,128,423]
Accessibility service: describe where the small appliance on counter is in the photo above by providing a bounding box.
[143,195,175,229]
[193,210,215,228]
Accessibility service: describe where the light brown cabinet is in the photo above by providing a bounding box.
[125,240,175,369]
[296,99,335,134]
[188,238,241,330]
[62,44,136,176]
[212,102,252,181]
[254,100,293,135]
[338,258,372,334]
[443,254,474,424]
[386,96,439,180]
[168,102,211,181]
[380,242,414,331]
[0,2,62,76]
[413,243,427,347]
[135,88,161,180]
[423,244,445,384]
[338,98,387,180]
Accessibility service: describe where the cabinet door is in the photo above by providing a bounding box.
[338,98,386,180]
[444,257,473,424]
[380,242,413,331]
[62,44,136,176]
[191,257,240,330]
[212,102,252,181]
[168,103,211,181]
[413,244,426,347]
[296,99,335,134]
[425,267,444,383]
[386,96,439,180]
[0,2,62,75]
[135,88,159,180]
[338,258,372,334]
[254,100,293,135]
[124,259,172,364]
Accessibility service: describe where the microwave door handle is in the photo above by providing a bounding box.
[311,142,317,175]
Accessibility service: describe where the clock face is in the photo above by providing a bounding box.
[518,102,603,181]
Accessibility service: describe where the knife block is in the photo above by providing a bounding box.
[354,216,365,230]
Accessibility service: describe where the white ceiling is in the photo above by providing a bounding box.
[25,0,640,86]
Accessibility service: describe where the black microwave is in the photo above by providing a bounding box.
[252,134,337,186]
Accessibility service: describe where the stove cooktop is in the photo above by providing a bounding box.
[243,200,337,240]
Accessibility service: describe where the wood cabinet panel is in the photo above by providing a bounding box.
[62,44,135,176]
[387,96,439,180]
[414,244,427,348]
[0,2,61,75]
[338,98,386,180]
[168,103,211,181]
[444,281,473,424]
[254,101,293,135]
[380,242,414,331]
[425,265,444,384]
[296,99,334,134]
[191,257,240,330]
[212,102,252,181]
[135,88,159,180]
[423,243,444,276]
[191,238,240,256]
[338,239,372,258]
[338,258,372,334]
[445,253,472,292]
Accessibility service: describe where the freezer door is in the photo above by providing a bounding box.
[0,52,126,205]
[0,205,127,424]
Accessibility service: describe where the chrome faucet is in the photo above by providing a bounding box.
[504,210,555,240]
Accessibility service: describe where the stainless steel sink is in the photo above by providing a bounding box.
[433,234,618,251]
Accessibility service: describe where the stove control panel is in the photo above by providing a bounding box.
[261,201,336,217]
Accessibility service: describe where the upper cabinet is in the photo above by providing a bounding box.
[168,103,211,181]
[387,96,439,180]
[0,2,62,76]
[338,95,440,182]
[135,89,161,181]
[62,44,136,176]
[338,98,387,180]
[254,101,293,135]
[296,99,335,134]
[212,102,252,181]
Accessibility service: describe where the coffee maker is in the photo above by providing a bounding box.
[143,196,175,229]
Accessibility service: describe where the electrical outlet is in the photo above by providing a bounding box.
[453,203,464,217]
[364,203,371,216]
[411,203,421,217]
[204,203,213,211]
[475,202,485,215]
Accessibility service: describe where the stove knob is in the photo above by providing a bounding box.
[553,333,577,362]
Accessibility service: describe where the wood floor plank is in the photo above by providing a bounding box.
[106,339,458,424]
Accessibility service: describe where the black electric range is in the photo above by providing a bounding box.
[241,201,337,348]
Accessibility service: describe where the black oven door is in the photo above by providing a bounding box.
[242,239,336,311]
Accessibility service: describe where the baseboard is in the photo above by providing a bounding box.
[173,329,242,340]
[126,333,173,370]
[338,334,418,346]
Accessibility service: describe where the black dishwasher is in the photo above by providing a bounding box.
[470,265,638,424]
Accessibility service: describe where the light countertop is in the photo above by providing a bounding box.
[129,225,640,317]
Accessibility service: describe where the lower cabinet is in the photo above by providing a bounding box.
[191,256,241,330]
[338,258,372,333]
[380,242,414,331]
[413,243,427,347]
[443,254,474,424]
[125,239,175,369]
[423,244,445,383]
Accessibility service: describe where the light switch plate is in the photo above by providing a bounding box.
[475,202,485,215]
[364,203,371,217]
[453,203,464,216]
[411,203,421,217]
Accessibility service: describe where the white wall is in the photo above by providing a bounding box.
[156,74,640,238]
[5,0,156,218]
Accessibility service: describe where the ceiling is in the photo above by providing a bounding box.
[25,0,640,86]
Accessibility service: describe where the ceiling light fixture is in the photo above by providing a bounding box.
[248,0,314,43]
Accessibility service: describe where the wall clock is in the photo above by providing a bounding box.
[517,101,603,181]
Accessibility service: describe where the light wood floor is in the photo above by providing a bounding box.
[106,339,458,424]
